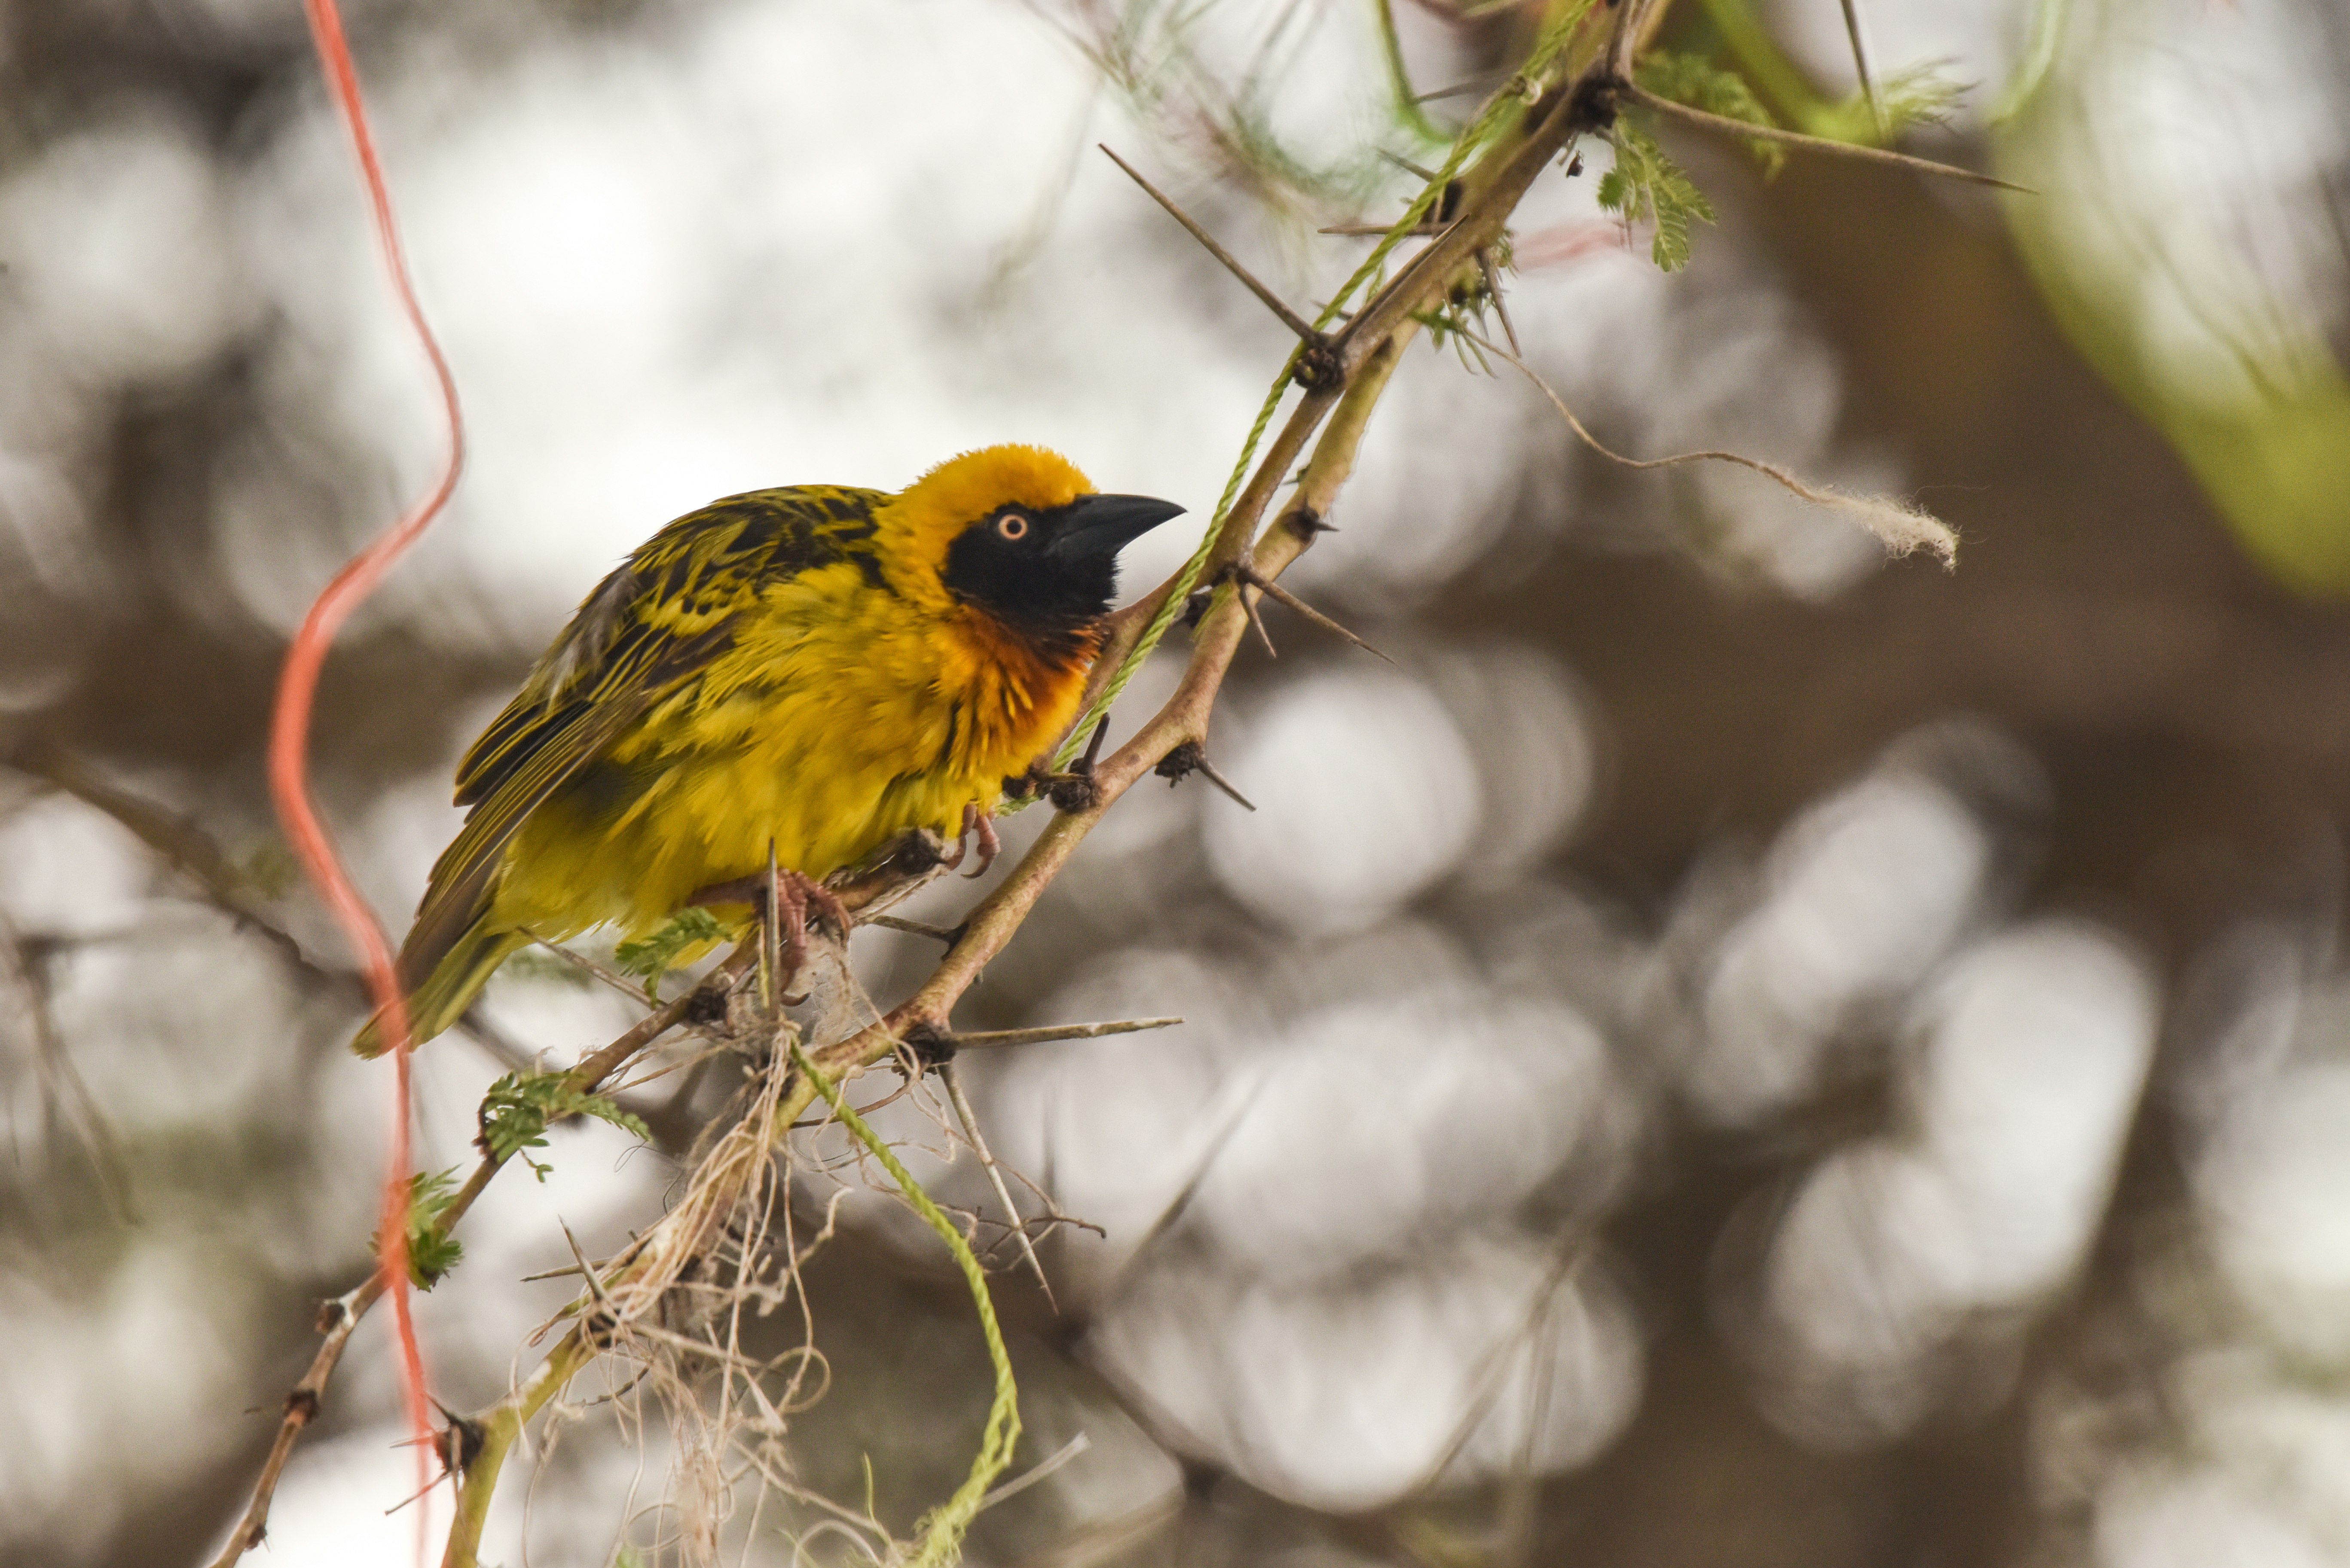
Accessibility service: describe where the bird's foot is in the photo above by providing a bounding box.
[942,802,1002,880]
[688,867,850,976]
[1003,718,1112,815]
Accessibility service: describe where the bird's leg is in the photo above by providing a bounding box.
[686,868,850,978]
[768,872,811,975]
[1004,718,1112,815]
[940,801,1002,880]
[769,870,851,949]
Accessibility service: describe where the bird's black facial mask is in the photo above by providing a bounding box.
[944,493,1184,639]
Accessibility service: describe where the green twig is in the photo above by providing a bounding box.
[1057,24,1563,766]
[1375,0,1452,143]
[791,1043,1020,1566]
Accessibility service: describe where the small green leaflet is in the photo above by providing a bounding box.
[1636,51,1785,177]
[479,1070,653,1183]
[613,907,727,997]
[1874,63,1966,135]
[1596,118,1717,274]
[376,1167,465,1289]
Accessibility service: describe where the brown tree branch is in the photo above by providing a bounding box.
[435,229,1433,1568]
[204,835,947,1568]
[12,746,314,970]
[281,5,1724,1558]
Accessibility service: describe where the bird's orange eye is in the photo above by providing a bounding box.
[996,513,1030,541]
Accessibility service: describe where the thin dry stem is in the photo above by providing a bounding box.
[1464,326,1958,565]
[1629,84,2032,192]
[524,930,655,1006]
[942,1016,1185,1050]
[0,908,132,1213]
[1098,144,1327,348]
[865,914,962,943]
[1837,0,1890,138]
[940,1060,1057,1307]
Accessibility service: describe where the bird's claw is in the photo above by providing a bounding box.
[688,866,849,978]
[942,802,1002,879]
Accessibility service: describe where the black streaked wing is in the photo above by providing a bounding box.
[396,625,726,990]
[452,486,883,807]
[397,486,885,987]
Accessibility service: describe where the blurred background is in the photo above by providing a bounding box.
[4,0,2350,1563]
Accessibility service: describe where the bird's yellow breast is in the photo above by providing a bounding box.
[487,558,1089,943]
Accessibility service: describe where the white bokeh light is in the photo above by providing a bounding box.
[1090,1235,1642,1512]
[1746,921,2157,1446]
[0,112,248,387]
[2198,1059,2350,1360]
[1690,770,1992,1126]
[1190,994,1613,1279]
[1205,665,1482,936]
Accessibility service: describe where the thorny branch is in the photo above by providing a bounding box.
[191,0,2011,1556]
[202,833,950,1568]
[430,9,1660,1559]
[196,5,1656,1560]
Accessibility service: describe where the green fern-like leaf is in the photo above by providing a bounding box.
[1875,63,1966,134]
[373,1167,465,1289]
[612,906,727,997]
[1597,119,1716,273]
[1650,161,1714,273]
[479,1070,653,1183]
[1637,50,1785,177]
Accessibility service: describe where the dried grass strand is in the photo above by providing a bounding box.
[1464,327,1958,565]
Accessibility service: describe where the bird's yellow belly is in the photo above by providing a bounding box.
[486,594,1083,943]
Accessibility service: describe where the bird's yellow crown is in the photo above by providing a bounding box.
[874,444,1096,595]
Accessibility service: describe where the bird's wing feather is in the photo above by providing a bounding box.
[398,486,887,987]
[452,486,883,807]
[397,677,660,991]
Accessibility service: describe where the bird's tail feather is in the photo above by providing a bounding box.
[350,921,529,1057]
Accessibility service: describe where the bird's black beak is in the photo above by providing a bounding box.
[1048,493,1186,559]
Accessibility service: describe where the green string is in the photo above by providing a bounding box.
[1054,9,1597,766]
[789,1042,1019,1566]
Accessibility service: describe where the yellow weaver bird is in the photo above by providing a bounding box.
[354,444,1181,1055]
